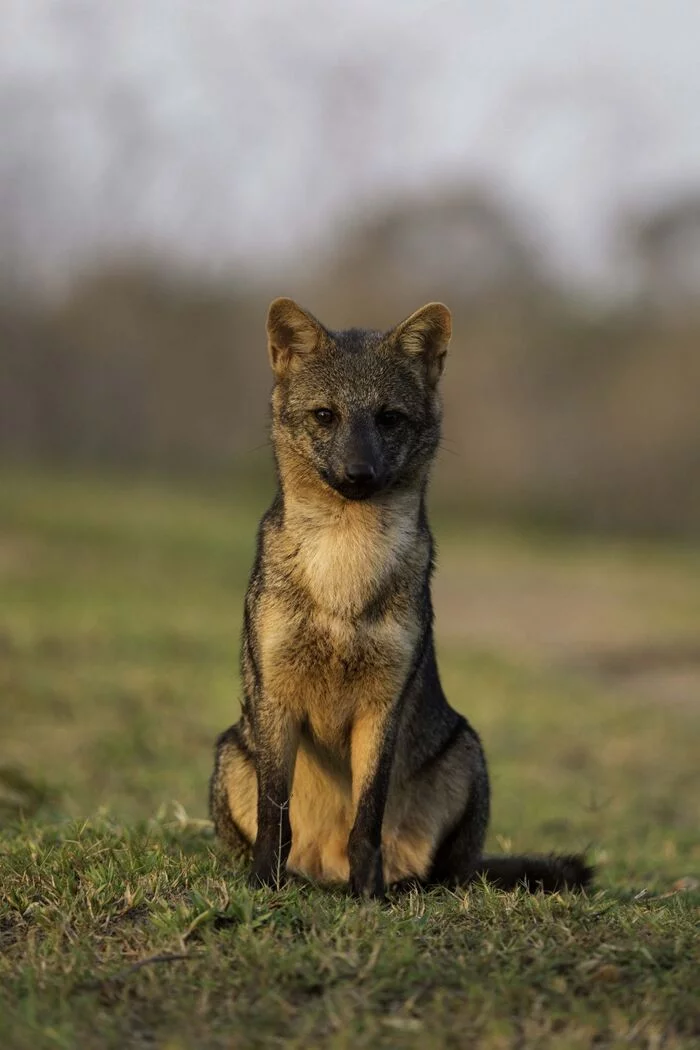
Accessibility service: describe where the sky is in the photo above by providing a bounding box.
[2,0,700,295]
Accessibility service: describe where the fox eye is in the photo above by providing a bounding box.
[377,408,405,428]
[313,408,335,426]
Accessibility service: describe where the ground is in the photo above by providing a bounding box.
[1,468,699,1049]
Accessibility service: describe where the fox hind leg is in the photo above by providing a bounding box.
[426,746,592,892]
[209,723,258,854]
[382,720,489,886]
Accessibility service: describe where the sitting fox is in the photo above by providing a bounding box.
[209,298,592,898]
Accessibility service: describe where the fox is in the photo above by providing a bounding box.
[209,298,593,899]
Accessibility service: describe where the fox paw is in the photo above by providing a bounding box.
[348,841,386,901]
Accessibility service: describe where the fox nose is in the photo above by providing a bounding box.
[345,462,376,484]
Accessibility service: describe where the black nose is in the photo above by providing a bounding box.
[345,462,376,483]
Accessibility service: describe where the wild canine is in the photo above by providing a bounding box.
[209,298,592,898]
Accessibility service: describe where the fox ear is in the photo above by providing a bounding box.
[266,298,325,375]
[392,302,452,385]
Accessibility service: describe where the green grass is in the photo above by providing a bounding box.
[1,468,699,1049]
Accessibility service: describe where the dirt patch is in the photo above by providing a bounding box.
[433,546,700,704]
[0,534,39,576]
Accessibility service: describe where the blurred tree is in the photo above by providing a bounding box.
[318,185,547,322]
[628,194,700,315]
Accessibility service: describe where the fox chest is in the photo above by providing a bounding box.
[257,599,418,749]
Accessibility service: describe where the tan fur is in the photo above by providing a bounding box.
[219,745,258,843]
[267,297,330,375]
[222,474,444,883]
[287,748,352,882]
[288,499,421,618]
[220,729,473,884]
[212,298,592,897]
[393,302,452,385]
[214,298,477,887]
[382,733,477,881]
[256,504,421,735]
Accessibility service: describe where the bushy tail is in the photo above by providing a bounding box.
[472,853,593,893]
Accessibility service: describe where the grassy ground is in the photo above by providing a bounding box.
[1,468,699,1049]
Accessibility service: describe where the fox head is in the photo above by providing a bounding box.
[266,298,451,502]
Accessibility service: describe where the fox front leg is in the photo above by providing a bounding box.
[249,705,299,889]
[348,705,398,900]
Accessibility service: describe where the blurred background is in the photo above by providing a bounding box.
[2,0,700,532]
[1,1,699,839]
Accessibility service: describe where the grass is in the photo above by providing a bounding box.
[1,467,699,1048]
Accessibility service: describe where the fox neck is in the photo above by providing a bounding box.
[275,444,427,617]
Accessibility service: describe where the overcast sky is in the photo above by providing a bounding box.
[3,0,700,295]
